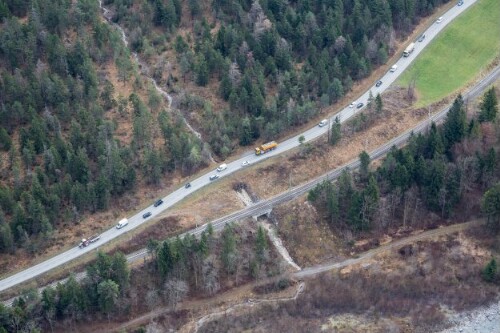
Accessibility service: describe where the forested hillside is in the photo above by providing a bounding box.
[0,0,452,258]
[106,0,451,157]
[0,223,279,332]
[0,0,202,257]
[309,88,499,234]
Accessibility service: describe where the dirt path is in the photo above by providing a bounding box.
[296,220,485,278]
[260,220,301,271]
[111,220,484,332]
[184,282,305,333]
[109,279,300,333]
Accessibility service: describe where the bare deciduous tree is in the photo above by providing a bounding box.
[163,279,189,309]
[145,290,160,311]
[202,256,220,295]
[228,62,241,86]
[146,321,164,333]
[365,39,378,60]
[334,36,347,53]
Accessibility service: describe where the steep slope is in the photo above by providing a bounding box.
[0,0,201,267]
[105,0,453,157]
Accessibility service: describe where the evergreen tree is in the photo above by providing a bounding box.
[367,90,374,111]
[221,224,237,275]
[482,184,500,231]
[482,258,497,283]
[478,87,498,123]
[423,159,446,212]
[97,280,119,318]
[111,252,130,292]
[144,148,163,186]
[255,225,268,262]
[41,286,57,331]
[375,93,383,113]
[198,232,209,257]
[330,116,341,145]
[337,170,354,221]
[0,211,14,254]
[157,241,174,278]
[443,95,467,151]
[326,183,339,226]
[347,190,363,231]
[359,151,370,181]
[0,128,11,151]
[362,175,380,228]
[239,116,253,146]
[425,123,444,159]
[195,55,209,86]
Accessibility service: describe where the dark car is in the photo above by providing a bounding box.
[185,182,191,189]
[142,212,152,219]
[417,34,426,42]
[153,199,163,207]
[457,0,463,6]
[375,80,383,87]
[209,174,220,181]
[356,102,364,109]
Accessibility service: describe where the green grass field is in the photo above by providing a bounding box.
[398,0,500,106]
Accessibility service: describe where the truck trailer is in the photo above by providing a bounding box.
[255,141,278,155]
[403,42,415,57]
[79,234,101,248]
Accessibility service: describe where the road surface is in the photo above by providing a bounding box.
[0,0,482,293]
[3,60,497,305]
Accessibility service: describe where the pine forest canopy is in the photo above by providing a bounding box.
[0,0,202,255]
[108,0,452,155]
[0,0,450,254]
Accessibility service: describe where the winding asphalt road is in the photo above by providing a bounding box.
[0,0,482,293]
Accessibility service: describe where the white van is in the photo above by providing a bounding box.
[216,163,227,172]
[390,64,398,72]
[116,218,128,229]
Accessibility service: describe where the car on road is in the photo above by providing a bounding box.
[457,0,463,6]
[142,212,152,219]
[185,182,191,189]
[375,80,382,87]
[436,16,443,23]
[318,119,328,127]
[241,160,250,167]
[209,174,220,181]
[349,102,355,108]
[356,102,364,109]
[417,34,426,42]
[153,199,163,207]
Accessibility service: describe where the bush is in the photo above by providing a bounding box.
[482,258,497,283]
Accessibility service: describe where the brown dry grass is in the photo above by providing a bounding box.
[181,86,430,207]
[272,200,345,267]
[197,229,500,333]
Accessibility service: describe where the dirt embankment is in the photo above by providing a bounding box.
[194,225,500,333]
